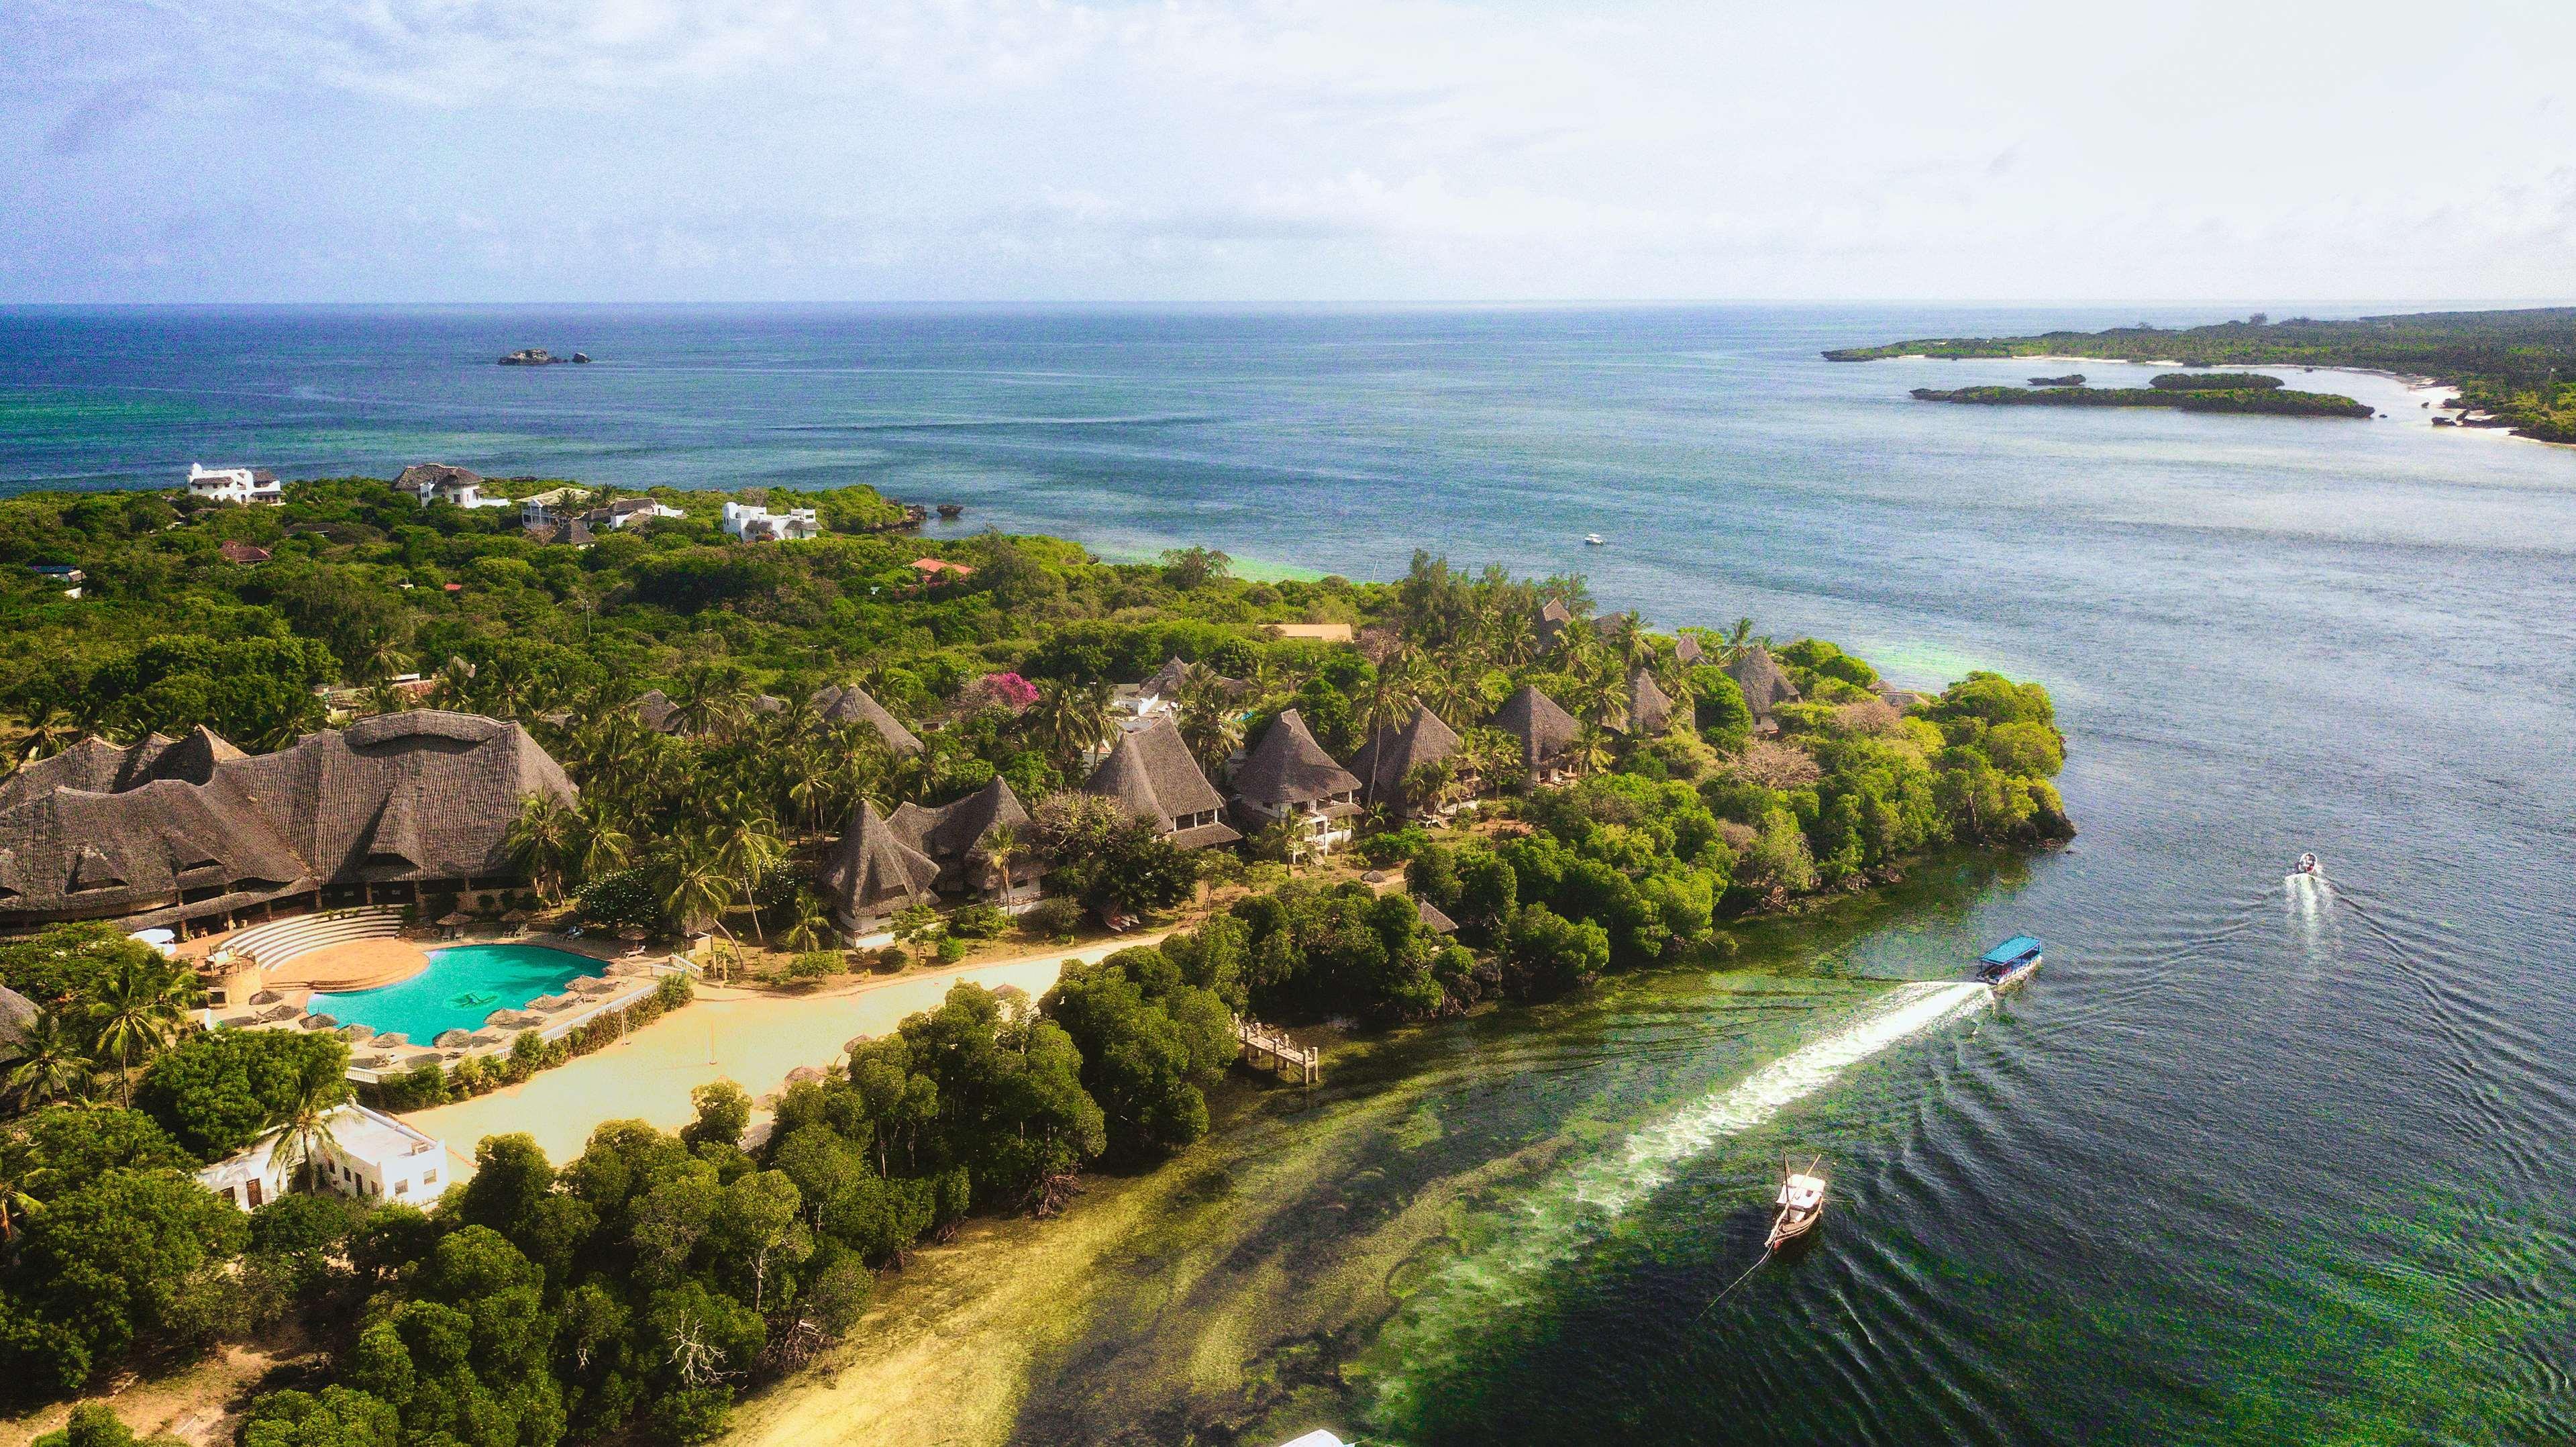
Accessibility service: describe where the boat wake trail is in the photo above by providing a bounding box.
[1364,981,1990,1419]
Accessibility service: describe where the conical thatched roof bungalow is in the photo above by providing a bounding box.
[1672,634,1704,667]
[1728,646,1802,734]
[819,800,939,930]
[1621,669,1676,737]
[1082,717,1238,849]
[889,776,1031,893]
[1232,709,1361,827]
[632,689,684,734]
[1537,599,1576,650]
[0,711,575,933]
[812,683,924,756]
[1348,703,1463,807]
[1492,685,1579,778]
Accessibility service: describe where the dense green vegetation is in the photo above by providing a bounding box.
[1831,307,2576,441]
[1908,384,2372,418]
[2147,372,2283,391]
[0,475,2072,1439]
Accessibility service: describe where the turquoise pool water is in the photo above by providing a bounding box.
[310,944,596,1043]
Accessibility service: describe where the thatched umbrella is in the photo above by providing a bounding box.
[300,1013,340,1031]
[340,1022,376,1041]
[527,994,570,1011]
[486,1009,542,1030]
[259,1003,302,1022]
[437,911,474,928]
[353,1054,390,1070]
[376,1032,409,1047]
[249,989,285,1006]
[844,1034,874,1054]
[432,1028,473,1048]
[501,909,534,926]
[466,1030,506,1048]
[570,976,622,996]
[786,1065,828,1085]
[617,926,650,944]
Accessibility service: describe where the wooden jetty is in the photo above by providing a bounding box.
[1235,1017,1321,1085]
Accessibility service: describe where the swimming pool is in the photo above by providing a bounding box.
[310,944,597,1042]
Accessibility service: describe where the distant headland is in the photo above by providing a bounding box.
[1908,376,2373,419]
[1828,307,2576,442]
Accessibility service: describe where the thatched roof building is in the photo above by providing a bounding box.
[1137,656,1252,705]
[1492,685,1579,777]
[889,777,1031,893]
[1416,898,1457,934]
[632,689,683,734]
[818,800,939,930]
[0,711,575,932]
[1232,709,1361,815]
[812,683,924,755]
[1537,599,1576,649]
[1672,634,1704,666]
[0,726,243,814]
[1082,717,1238,849]
[1728,646,1802,734]
[1622,668,1676,736]
[1348,703,1462,807]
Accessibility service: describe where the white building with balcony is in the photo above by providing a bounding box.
[194,1103,448,1211]
[187,464,283,505]
[721,499,821,542]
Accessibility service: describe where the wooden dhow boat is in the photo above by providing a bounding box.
[1767,1156,1827,1251]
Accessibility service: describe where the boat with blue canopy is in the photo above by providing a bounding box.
[1977,935,2043,990]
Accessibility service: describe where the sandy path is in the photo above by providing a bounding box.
[403,935,1168,1177]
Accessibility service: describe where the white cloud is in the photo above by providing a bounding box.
[5,0,2576,299]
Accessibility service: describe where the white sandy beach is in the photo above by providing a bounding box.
[403,935,1168,1179]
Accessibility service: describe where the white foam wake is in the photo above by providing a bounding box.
[1367,981,1991,1410]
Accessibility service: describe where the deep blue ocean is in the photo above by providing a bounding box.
[5,305,2575,1444]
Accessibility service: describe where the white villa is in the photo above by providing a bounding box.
[187,464,283,505]
[195,1103,447,1211]
[394,464,510,510]
[582,497,686,530]
[722,499,821,542]
[518,486,595,528]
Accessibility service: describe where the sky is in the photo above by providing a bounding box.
[4,0,2573,304]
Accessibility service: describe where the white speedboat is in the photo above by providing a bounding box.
[2294,852,2320,876]
[1583,532,1606,546]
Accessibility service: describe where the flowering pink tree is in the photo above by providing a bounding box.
[975,671,1041,715]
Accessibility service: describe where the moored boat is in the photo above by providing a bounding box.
[1976,934,2043,989]
[1584,532,1606,546]
[1767,1156,1826,1250]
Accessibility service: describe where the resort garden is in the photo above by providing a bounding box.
[0,475,2069,1442]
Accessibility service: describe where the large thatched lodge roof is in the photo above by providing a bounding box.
[812,683,924,755]
[819,799,939,928]
[0,711,575,931]
[1492,685,1579,773]
[1233,708,1361,813]
[1348,703,1461,805]
[1082,717,1237,849]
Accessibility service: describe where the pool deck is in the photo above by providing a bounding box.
[404,932,1170,1181]
[264,938,433,992]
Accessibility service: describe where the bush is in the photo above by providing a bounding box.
[1018,897,1083,942]
[1357,825,1429,868]
[787,951,839,982]
[873,946,909,973]
[934,935,968,964]
[945,903,1009,940]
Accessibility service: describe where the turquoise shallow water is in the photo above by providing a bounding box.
[309,944,593,1042]
[6,305,2575,1442]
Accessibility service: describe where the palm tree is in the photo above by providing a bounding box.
[782,740,838,840]
[1565,667,1625,730]
[1175,683,1244,777]
[571,796,634,883]
[1570,721,1616,777]
[266,1066,350,1193]
[0,1164,36,1246]
[978,822,1027,903]
[0,1010,93,1110]
[88,958,188,1105]
[1717,617,1760,665]
[1604,613,1652,675]
[778,891,834,954]
[1027,679,1115,775]
[1357,659,1420,745]
[505,794,581,902]
[712,813,786,945]
[657,828,735,940]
